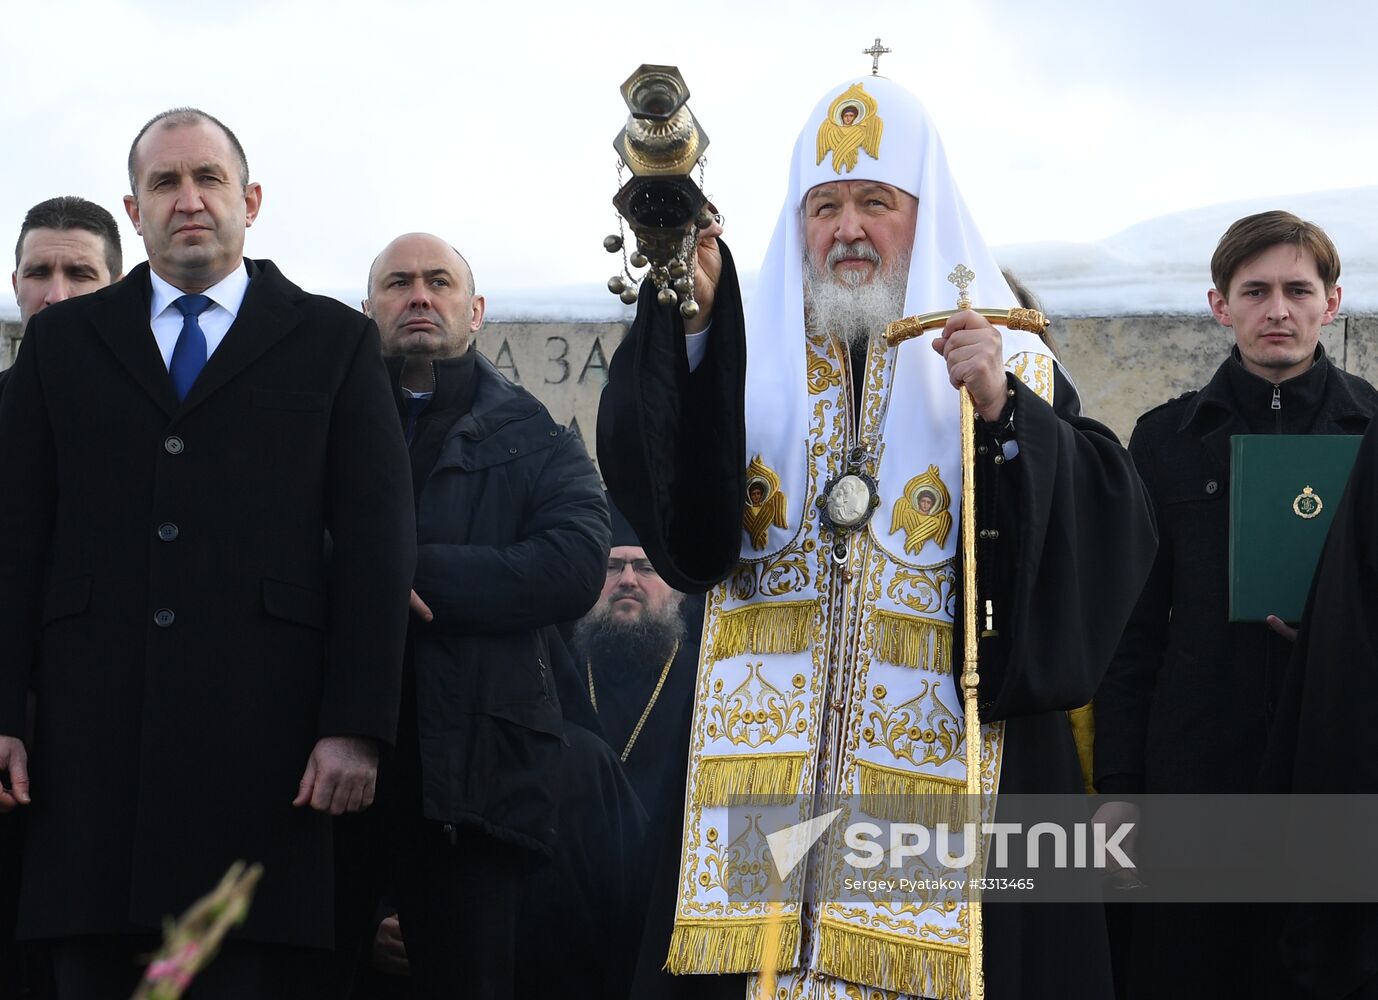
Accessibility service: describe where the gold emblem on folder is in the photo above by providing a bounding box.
[1292,485,1323,520]
[743,456,788,550]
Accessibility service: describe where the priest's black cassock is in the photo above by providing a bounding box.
[513,623,649,997]
[590,631,698,828]
[598,243,1158,999]
[592,600,705,999]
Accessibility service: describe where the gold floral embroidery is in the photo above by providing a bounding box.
[886,566,958,617]
[695,818,773,899]
[729,544,815,601]
[862,679,963,769]
[708,662,809,748]
[808,353,842,395]
[1008,350,1054,404]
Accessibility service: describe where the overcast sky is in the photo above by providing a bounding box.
[4,0,1377,315]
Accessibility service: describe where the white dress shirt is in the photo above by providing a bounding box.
[148,261,251,369]
[685,325,710,372]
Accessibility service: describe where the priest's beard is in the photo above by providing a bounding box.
[803,242,911,347]
[573,592,686,676]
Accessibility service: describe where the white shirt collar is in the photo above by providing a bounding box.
[148,260,251,322]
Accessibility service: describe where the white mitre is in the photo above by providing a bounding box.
[742,75,1030,557]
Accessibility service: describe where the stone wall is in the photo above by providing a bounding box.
[1052,314,1358,442]
[6,314,1376,455]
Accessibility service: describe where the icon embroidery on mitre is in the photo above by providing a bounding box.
[816,82,884,174]
[743,455,789,550]
[890,465,954,556]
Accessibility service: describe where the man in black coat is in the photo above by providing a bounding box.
[3,195,124,1000]
[361,232,608,999]
[1095,210,1378,998]
[0,108,416,998]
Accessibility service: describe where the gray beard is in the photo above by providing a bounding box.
[803,243,910,347]
[572,595,685,675]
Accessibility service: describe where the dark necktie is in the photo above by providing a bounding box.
[170,294,212,401]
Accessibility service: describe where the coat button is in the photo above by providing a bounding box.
[164,436,185,455]
[509,446,518,455]
[157,522,179,542]
[153,608,176,628]
[1205,479,1219,495]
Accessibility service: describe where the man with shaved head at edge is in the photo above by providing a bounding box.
[362,233,609,999]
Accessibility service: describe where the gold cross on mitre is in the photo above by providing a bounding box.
[863,37,891,75]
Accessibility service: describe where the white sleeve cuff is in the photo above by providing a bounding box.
[685,324,711,372]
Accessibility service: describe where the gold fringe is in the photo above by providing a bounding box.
[857,759,973,827]
[871,610,952,671]
[710,601,815,661]
[1067,701,1096,794]
[816,918,969,999]
[664,915,801,975]
[693,752,807,806]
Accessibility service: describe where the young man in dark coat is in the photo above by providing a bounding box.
[361,232,609,999]
[1095,210,1378,998]
[0,109,416,998]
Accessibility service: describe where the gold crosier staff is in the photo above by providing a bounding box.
[749,269,1047,999]
[885,265,1047,1000]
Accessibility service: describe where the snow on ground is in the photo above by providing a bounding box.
[5,188,1377,322]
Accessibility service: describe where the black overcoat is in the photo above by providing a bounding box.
[0,260,415,948]
[391,352,609,852]
[1094,349,1378,999]
[1095,349,1378,795]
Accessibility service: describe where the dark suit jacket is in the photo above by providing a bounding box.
[0,259,416,948]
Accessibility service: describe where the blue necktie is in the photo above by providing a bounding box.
[170,294,212,401]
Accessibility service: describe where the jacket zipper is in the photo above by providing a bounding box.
[1272,384,1281,433]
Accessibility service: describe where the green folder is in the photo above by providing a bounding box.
[1229,434,1362,622]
